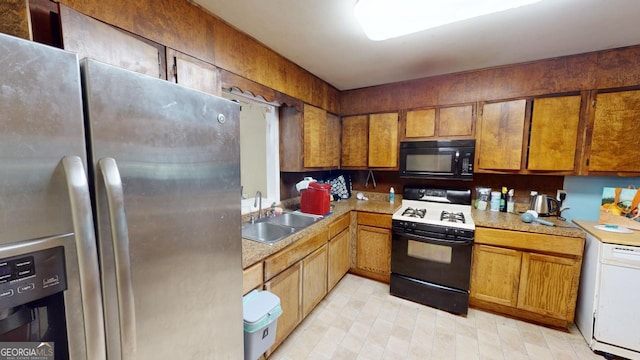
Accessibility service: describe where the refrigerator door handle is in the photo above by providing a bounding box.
[61,156,107,360]
[97,157,137,360]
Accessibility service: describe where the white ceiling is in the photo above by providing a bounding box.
[192,0,640,91]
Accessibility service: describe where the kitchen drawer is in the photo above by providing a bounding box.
[329,213,350,238]
[242,261,263,295]
[264,228,329,281]
[475,228,584,257]
[357,212,391,228]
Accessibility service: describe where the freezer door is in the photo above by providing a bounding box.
[0,33,105,359]
[81,59,243,359]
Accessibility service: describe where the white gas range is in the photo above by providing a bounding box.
[393,199,476,231]
[390,186,475,315]
[392,187,475,233]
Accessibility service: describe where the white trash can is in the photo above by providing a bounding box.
[243,290,282,360]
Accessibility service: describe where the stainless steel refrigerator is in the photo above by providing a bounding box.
[0,32,243,359]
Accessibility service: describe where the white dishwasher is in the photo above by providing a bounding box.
[574,224,640,360]
[595,244,640,354]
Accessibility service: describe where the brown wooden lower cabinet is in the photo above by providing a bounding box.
[517,252,582,320]
[470,244,521,307]
[261,213,352,355]
[353,212,392,283]
[328,213,351,291]
[328,229,350,291]
[470,228,584,328]
[264,263,301,351]
[302,244,328,318]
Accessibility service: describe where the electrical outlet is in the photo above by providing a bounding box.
[557,189,567,202]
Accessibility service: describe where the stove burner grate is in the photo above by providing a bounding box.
[440,211,466,223]
[402,207,427,219]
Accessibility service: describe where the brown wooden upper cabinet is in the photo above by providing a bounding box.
[280,104,340,171]
[59,4,166,79]
[585,89,640,174]
[341,115,369,168]
[527,95,582,172]
[341,112,398,169]
[476,99,527,171]
[167,49,220,96]
[368,113,399,168]
[404,104,474,139]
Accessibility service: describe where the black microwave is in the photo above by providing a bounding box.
[399,139,475,180]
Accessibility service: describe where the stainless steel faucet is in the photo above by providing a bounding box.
[254,191,263,220]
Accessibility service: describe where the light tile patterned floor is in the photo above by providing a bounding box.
[269,274,607,360]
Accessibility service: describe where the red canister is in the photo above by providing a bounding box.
[300,182,331,215]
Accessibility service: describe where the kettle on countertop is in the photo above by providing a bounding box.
[529,194,560,217]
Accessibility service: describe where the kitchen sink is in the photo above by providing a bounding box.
[242,222,295,244]
[242,212,322,244]
[267,212,320,229]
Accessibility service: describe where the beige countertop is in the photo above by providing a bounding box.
[472,209,586,238]
[242,198,591,269]
[242,197,401,268]
[573,220,640,246]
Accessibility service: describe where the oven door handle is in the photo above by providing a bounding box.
[395,231,473,246]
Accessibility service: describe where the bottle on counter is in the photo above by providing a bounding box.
[529,190,538,209]
[490,191,501,211]
[499,186,507,212]
[507,189,515,213]
[390,187,395,204]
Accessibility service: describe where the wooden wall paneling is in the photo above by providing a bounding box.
[214,18,339,114]
[340,46,640,116]
[220,70,303,111]
[59,0,216,65]
[59,0,339,113]
[594,46,640,89]
[0,0,30,40]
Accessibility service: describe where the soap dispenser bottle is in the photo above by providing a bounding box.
[390,187,395,204]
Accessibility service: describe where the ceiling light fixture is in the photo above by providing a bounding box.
[354,0,542,41]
